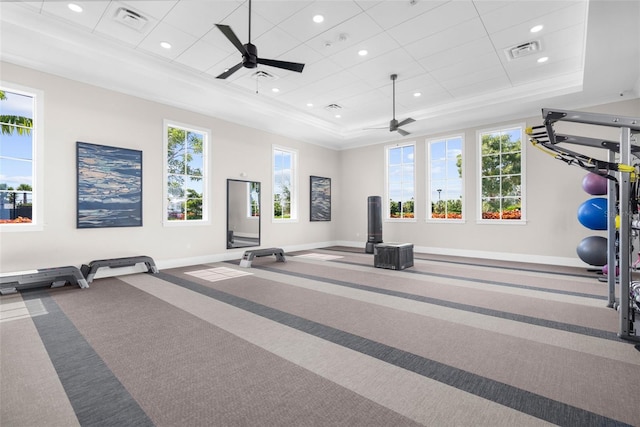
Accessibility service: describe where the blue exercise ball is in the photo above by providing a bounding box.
[576,236,607,266]
[582,173,608,195]
[577,197,608,230]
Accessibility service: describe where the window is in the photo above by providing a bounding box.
[428,135,463,220]
[273,146,297,220]
[386,143,415,219]
[0,85,42,230]
[248,182,260,218]
[164,121,209,224]
[478,125,524,221]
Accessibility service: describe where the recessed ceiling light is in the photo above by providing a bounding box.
[306,103,313,107]
[530,24,544,33]
[272,87,280,93]
[414,92,422,97]
[160,41,172,49]
[313,15,324,23]
[68,3,83,13]
[358,49,368,56]
[335,114,341,118]
[537,56,549,63]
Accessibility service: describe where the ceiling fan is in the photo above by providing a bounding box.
[367,74,415,136]
[215,0,305,79]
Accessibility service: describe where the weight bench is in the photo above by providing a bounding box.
[0,266,89,295]
[81,255,159,284]
[240,248,286,268]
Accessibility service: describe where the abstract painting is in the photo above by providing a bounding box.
[310,176,331,221]
[77,142,142,228]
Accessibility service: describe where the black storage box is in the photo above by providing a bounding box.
[374,243,414,270]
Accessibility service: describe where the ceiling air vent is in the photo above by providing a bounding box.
[505,41,541,60]
[114,7,149,32]
[324,103,342,111]
[251,70,277,81]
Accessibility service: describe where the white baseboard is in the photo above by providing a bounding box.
[334,240,590,268]
[96,240,590,278]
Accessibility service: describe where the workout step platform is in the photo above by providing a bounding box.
[240,248,286,268]
[0,266,89,295]
[81,255,159,284]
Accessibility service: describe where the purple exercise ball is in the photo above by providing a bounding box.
[582,173,608,195]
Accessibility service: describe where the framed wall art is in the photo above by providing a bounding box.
[310,175,331,222]
[77,141,142,228]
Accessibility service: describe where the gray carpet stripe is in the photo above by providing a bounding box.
[23,290,154,427]
[331,259,607,301]
[319,247,597,279]
[251,265,619,341]
[156,271,630,427]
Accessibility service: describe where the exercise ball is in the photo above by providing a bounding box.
[582,173,608,195]
[577,198,608,230]
[577,236,607,266]
[602,264,619,276]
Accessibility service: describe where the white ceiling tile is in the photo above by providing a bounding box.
[3,0,628,149]
[479,0,583,34]
[137,22,198,60]
[161,1,242,39]
[386,1,479,46]
[174,39,229,72]
[471,1,510,16]
[118,1,179,20]
[253,25,304,60]
[431,52,504,84]
[93,2,160,46]
[41,1,110,30]
[447,74,511,98]
[364,0,448,30]
[404,17,488,61]
[507,55,583,85]
[251,1,310,26]
[348,49,421,89]
[418,37,496,72]
[438,63,508,91]
[276,1,364,44]
[10,1,43,12]
[489,2,587,50]
[326,33,400,70]
[305,12,385,55]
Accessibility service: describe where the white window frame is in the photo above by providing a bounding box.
[0,82,44,232]
[272,145,298,222]
[385,141,416,222]
[162,119,210,226]
[476,123,526,223]
[427,134,465,222]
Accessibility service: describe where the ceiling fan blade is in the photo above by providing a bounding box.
[396,128,410,137]
[257,57,305,73]
[397,117,415,128]
[215,24,248,55]
[216,62,244,79]
[363,126,388,130]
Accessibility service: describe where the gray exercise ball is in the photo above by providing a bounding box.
[576,236,607,266]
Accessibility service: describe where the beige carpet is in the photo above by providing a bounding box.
[1,248,638,426]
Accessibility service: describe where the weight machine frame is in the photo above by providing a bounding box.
[528,108,640,342]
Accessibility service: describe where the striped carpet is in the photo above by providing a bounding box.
[1,247,638,426]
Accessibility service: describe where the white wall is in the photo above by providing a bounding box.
[337,98,640,266]
[0,63,340,272]
[2,62,639,272]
